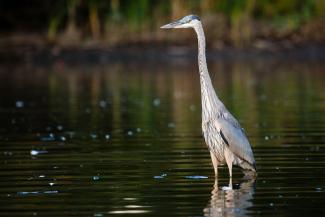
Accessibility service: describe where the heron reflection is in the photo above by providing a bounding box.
[204,178,255,217]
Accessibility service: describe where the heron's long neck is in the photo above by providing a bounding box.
[194,23,223,121]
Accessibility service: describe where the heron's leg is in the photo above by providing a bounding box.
[228,177,233,189]
[225,151,234,189]
[210,151,218,178]
[226,160,232,178]
[225,150,233,178]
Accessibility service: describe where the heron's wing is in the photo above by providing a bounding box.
[216,116,255,165]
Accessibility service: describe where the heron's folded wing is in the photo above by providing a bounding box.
[216,118,255,165]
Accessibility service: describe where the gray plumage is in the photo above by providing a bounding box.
[161,15,256,178]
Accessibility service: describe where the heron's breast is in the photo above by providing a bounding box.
[202,124,226,162]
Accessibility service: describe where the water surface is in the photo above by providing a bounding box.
[0,59,325,216]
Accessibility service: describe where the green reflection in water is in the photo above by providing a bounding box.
[0,60,324,216]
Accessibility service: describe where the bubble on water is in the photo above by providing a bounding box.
[67,131,75,139]
[185,175,208,179]
[30,150,48,156]
[93,175,100,181]
[153,98,160,106]
[105,134,110,140]
[40,133,55,141]
[30,150,38,155]
[90,133,97,139]
[264,136,269,140]
[49,182,55,186]
[15,100,24,108]
[167,122,175,128]
[99,100,107,108]
[124,198,137,201]
[127,131,133,136]
[260,94,267,101]
[59,136,66,141]
[17,191,39,196]
[3,151,13,156]
[189,104,196,111]
[310,146,320,152]
[269,203,274,207]
[315,187,322,192]
[39,175,45,178]
[94,213,103,217]
[154,173,167,179]
[44,190,58,194]
[57,125,63,131]
[136,128,141,133]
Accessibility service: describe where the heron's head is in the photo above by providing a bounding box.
[161,14,201,29]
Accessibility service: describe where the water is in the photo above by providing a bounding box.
[0,59,325,216]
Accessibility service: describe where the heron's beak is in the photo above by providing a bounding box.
[160,21,183,29]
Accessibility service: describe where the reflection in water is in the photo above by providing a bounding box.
[204,178,255,217]
[0,60,325,216]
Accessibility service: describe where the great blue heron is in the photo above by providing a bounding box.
[161,15,256,182]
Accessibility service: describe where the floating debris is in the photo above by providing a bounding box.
[15,100,24,108]
[153,98,160,106]
[93,213,104,217]
[185,175,208,179]
[30,150,48,156]
[39,175,45,178]
[49,182,55,186]
[154,173,167,179]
